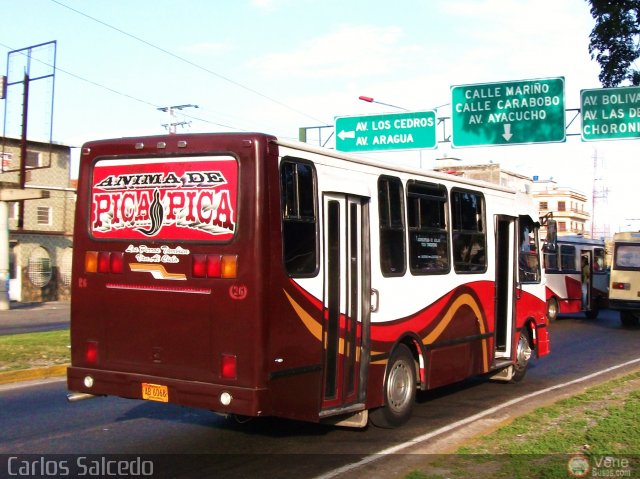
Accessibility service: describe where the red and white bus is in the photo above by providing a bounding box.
[67,133,550,428]
[542,235,608,321]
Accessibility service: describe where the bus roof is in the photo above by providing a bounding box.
[555,235,606,246]
[274,137,518,196]
[613,231,640,241]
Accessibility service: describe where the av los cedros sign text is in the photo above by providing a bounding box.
[451,77,565,147]
[335,111,437,152]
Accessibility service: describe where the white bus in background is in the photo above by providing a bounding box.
[542,235,608,321]
[609,232,640,327]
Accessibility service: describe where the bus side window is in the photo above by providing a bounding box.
[451,189,486,273]
[594,247,605,272]
[518,216,541,283]
[560,245,576,272]
[378,176,406,276]
[280,159,318,276]
[544,251,559,270]
[407,180,449,274]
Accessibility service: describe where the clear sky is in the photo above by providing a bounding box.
[1,0,638,233]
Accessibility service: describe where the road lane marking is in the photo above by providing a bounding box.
[314,357,640,479]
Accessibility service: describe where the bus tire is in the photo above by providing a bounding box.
[511,332,532,383]
[546,297,559,322]
[585,308,599,320]
[369,344,416,428]
[620,311,640,327]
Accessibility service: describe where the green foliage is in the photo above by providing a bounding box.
[587,0,640,86]
[0,330,70,372]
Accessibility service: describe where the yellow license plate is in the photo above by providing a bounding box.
[141,383,169,402]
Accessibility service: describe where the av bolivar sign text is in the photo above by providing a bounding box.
[335,110,437,152]
[451,77,565,147]
[581,86,640,141]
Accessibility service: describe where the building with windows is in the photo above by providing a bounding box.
[531,178,590,237]
[0,137,76,302]
[434,163,592,239]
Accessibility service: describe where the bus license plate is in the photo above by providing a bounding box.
[142,383,169,402]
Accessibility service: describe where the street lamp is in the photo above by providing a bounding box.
[358,95,409,111]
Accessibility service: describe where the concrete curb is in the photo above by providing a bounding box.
[0,364,68,385]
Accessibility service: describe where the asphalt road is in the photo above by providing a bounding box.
[0,309,638,479]
[0,301,70,335]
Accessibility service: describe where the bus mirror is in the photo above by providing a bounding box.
[545,220,557,252]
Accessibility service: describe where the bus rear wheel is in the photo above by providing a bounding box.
[369,344,416,428]
[511,332,532,383]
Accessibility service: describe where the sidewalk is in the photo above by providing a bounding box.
[0,301,70,336]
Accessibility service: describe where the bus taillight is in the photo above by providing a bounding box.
[221,255,238,279]
[85,251,99,273]
[85,341,99,365]
[97,252,110,273]
[85,251,124,274]
[612,282,630,290]
[221,354,237,379]
[110,252,124,273]
[192,254,237,279]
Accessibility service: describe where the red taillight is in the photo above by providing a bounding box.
[85,341,99,365]
[97,252,111,273]
[192,254,237,278]
[221,354,237,379]
[612,282,630,290]
[86,251,124,274]
[206,255,222,277]
[192,254,207,278]
[110,252,124,274]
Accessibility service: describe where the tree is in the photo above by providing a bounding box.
[587,0,640,86]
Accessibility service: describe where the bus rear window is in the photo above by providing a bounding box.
[90,156,237,241]
[615,244,640,270]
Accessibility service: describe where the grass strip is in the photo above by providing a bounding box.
[405,371,640,479]
[0,329,70,372]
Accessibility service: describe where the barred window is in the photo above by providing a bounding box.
[27,247,52,287]
[37,206,51,225]
[60,248,73,286]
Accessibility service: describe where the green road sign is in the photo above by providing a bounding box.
[581,86,640,141]
[335,110,437,152]
[451,77,565,147]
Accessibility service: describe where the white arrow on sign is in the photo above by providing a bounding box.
[338,130,355,140]
[502,124,513,142]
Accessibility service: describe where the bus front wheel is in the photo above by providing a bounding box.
[369,344,416,428]
[546,297,559,322]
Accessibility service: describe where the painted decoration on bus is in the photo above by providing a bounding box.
[90,156,237,241]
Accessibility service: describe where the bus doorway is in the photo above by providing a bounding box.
[321,194,370,416]
[580,251,593,313]
[495,216,516,361]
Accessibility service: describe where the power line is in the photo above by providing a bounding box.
[49,0,331,127]
[0,41,248,133]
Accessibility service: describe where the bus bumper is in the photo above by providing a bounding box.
[608,299,640,311]
[535,323,551,357]
[67,366,270,417]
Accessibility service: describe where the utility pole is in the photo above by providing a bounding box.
[590,149,610,240]
[157,104,199,134]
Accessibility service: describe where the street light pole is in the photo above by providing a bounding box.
[358,95,409,111]
[358,95,427,168]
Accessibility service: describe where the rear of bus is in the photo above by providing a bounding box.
[609,232,640,326]
[67,133,274,416]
